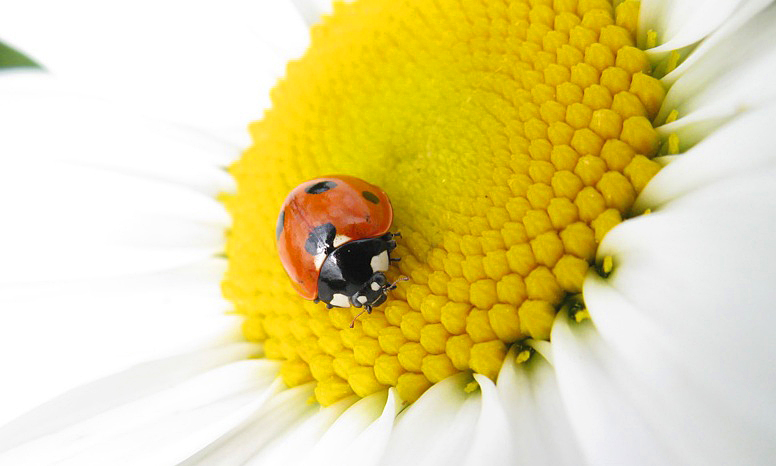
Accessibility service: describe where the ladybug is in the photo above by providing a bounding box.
[276,175,403,319]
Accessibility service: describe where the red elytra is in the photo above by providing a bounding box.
[276,175,394,300]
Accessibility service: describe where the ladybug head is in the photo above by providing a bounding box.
[348,273,408,327]
[351,272,391,311]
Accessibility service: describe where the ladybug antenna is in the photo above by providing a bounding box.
[350,307,369,329]
[386,276,410,291]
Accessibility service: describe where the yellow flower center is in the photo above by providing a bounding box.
[223,0,666,406]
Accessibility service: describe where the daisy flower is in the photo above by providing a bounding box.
[2,0,776,464]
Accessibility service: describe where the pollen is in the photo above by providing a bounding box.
[223,0,664,406]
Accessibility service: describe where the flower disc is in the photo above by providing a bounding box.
[223,0,665,405]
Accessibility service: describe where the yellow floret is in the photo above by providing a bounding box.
[469,341,508,380]
[374,354,403,386]
[422,354,458,383]
[315,377,354,406]
[553,254,590,292]
[349,366,386,398]
[488,303,523,342]
[398,342,427,373]
[518,300,556,339]
[396,373,432,403]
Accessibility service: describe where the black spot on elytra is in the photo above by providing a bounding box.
[306,181,337,194]
[362,190,380,204]
[305,223,337,256]
[276,210,285,240]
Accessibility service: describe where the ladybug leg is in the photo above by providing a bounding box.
[313,297,320,304]
[390,257,401,262]
[380,232,401,252]
[385,238,397,251]
[326,303,334,309]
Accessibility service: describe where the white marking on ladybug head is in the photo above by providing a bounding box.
[370,251,389,273]
[313,252,327,271]
[370,281,381,291]
[333,234,351,248]
[330,293,350,308]
[357,295,368,304]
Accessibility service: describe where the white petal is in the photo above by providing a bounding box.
[0,342,258,445]
[0,0,310,138]
[180,382,317,465]
[606,170,776,373]
[342,388,398,466]
[496,346,584,465]
[0,259,241,424]
[661,0,774,80]
[0,360,281,464]
[0,72,238,192]
[593,169,776,462]
[635,0,666,46]
[641,0,768,54]
[657,5,776,129]
[463,375,512,466]
[552,313,678,465]
[525,339,554,364]
[380,374,480,466]
[302,389,397,466]
[643,103,776,209]
[245,396,355,465]
[585,274,776,464]
[289,0,337,25]
[0,158,228,282]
